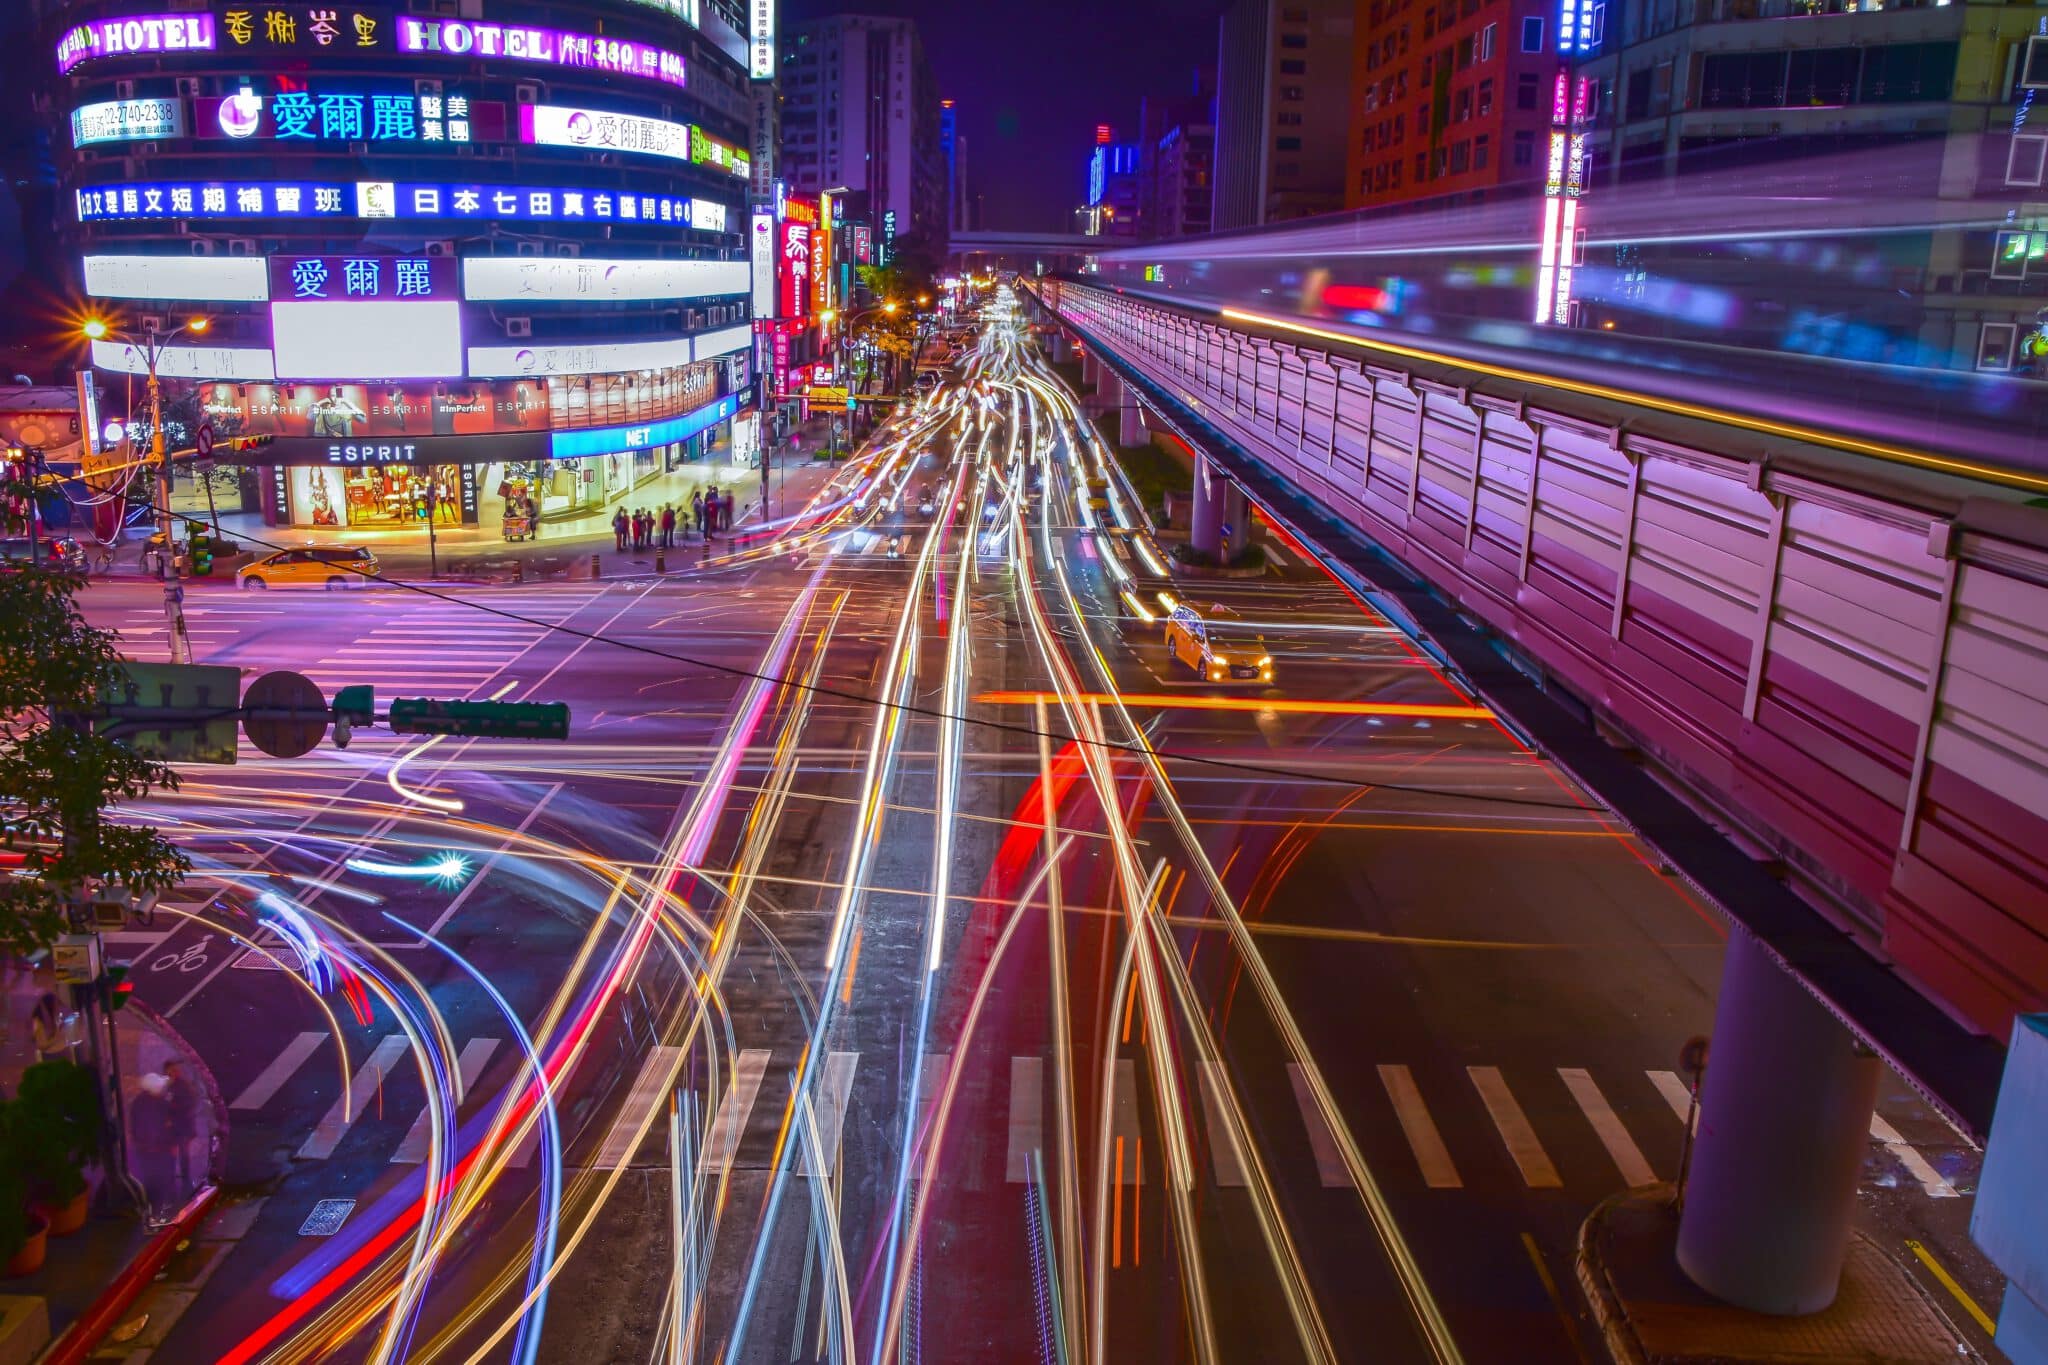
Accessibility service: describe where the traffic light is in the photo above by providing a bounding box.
[389,697,570,740]
[102,962,134,1013]
[188,532,213,577]
[332,684,373,749]
[228,434,274,453]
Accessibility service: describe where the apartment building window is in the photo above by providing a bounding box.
[1432,146,1449,176]
[1474,134,1490,169]
[1276,161,1301,176]
[1512,129,1535,166]
[1415,152,1428,179]
[1459,34,1476,69]
[1516,71,1540,109]
[1521,16,1544,52]
[1424,10,1436,37]
[1455,88,1472,121]
[1282,85,1306,100]
[1479,23,1495,61]
[1280,59,1307,74]
[1277,136,1303,151]
[1478,78,1494,115]
[1283,6,1309,18]
[1279,111,1304,125]
[1281,32,1308,47]
[1450,141,1470,173]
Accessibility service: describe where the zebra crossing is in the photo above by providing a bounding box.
[294,590,612,702]
[215,1028,1968,1203]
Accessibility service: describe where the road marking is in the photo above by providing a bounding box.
[1904,1239,1996,1334]
[802,1051,859,1178]
[1286,1063,1351,1188]
[299,1034,409,1160]
[408,784,563,941]
[392,1038,502,1164]
[1646,1070,1696,1128]
[1112,1059,1143,1185]
[1560,1068,1657,1187]
[1006,1056,1044,1184]
[914,1051,950,1167]
[1198,1060,1248,1187]
[230,1032,327,1111]
[1378,1064,1461,1188]
[1870,1116,1959,1198]
[594,1045,689,1170]
[1467,1066,1562,1188]
[693,1047,768,1174]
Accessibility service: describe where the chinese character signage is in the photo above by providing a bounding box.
[779,220,812,320]
[195,88,507,143]
[751,209,777,319]
[749,0,774,78]
[70,98,185,148]
[521,105,689,161]
[851,225,872,266]
[398,18,685,88]
[78,179,707,227]
[57,15,215,73]
[689,128,751,179]
[217,7,386,51]
[269,255,455,301]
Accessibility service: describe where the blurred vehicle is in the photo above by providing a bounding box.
[238,545,379,589]
[917,484,937,518]
[0,536,89,573]
[1164,604,1272,683]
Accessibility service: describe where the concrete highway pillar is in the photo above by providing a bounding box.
[1676,930,1879,1314]
[1049,331,1071,364]
[1191,454,1247,560]
[1081,349,1099,388]
[1118,385,1146,448]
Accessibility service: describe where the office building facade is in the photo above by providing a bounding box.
[1212,0,1356,229]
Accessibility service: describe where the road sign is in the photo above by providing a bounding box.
[1679,1035,1710,1080]
[97,661,241,764]
[807,385,850,405]
[241,670,328,759]
[195,420,214,460]
[53,934,101,985]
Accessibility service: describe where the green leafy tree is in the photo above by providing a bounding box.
[0,567,189,956]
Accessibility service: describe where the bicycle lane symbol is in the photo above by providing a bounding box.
[150,936,213,974]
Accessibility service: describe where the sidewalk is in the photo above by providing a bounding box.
[1576,1185,1983,1364]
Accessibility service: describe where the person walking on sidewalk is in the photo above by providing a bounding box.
[692,490,706,538]
[162,1060,199,1194]
[660,503,676,549]
[705,486,720,536]
[613,508,629,552]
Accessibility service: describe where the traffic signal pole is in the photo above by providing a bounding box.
[147,353,193,665]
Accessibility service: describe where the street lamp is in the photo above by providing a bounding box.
[81,314,210,664]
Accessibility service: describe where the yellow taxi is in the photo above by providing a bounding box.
[237,545,381,589]
[1164,604,1272,683]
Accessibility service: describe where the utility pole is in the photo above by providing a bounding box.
[147,356,193,664]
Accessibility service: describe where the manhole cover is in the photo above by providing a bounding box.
[299,1198,356,1237]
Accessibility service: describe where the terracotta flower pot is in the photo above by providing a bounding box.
[38,1188,89,1237]
[5,1212,50,1277]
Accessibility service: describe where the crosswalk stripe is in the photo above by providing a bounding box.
[1646,1070,1696,1129]
[693,1048,768,1174]
[1005,1056,1044,1184]
[1467,1066,1561,1188]
[231,1032,327,1111]
[299,1035,410,1160]
[391,1038,503,1165]
[1112,1059,1142,1186]
[1286,1064,1351,1188]
[1198,1061,1248,1188]
[802,1051,859,1178]
[592,1045,687,1170]
[1560,1068,1657,1187]
[1377,1064,1461,1188]
[1869,1116,1958,1198]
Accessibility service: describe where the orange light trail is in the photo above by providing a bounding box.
[976,690,1493,720]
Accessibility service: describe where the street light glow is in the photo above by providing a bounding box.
[81,318,108,340]
[188,317,210,334]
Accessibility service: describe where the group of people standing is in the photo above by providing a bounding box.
[614,487,736,553]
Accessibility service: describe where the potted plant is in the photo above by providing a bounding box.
[0,1117,48,1277]
[13,1060,104,1236]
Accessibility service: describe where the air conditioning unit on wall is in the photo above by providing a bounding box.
[506,317,532,338]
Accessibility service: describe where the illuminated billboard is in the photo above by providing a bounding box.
[83,254,270,302]
[270,300,464,379]
[269,255,456,302]
[397,18,686,88]
[467,338,696,378]
[91,339,275,381]
[780,219,813,320]
[78,179,706,226]
[71,98,185,147]
[751,209,777,319]
[521,105,690,161]
[749,0,774,78]
[462,258,748,303]
[194,88,507,143]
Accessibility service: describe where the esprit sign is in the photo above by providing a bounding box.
[398,18,685,87]
[57,14,215,73]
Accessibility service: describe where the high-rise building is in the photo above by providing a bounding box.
[1212,0,1357,229]
[780,15,947,255]
[48,0,757,532]
[1085,135,1141,239]
[1136,71,1216,239]
[1345,0,1557,209]
[940,99,974,235]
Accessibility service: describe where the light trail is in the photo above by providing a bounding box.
[976,691,1495,718]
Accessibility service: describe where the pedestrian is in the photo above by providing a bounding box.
[162,1060,199,1193]
[705,487,720,536]
[525,494,541,539]
[636,509,649,552]
[613,508,629,552]
[722,490,735,533]
[30,989,71,1061]
[128,1072,176,1214]
[659,503,676,549]
[692,490,706,538]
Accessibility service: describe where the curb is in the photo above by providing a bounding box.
[39,1186,218,1365]
[1574,1185,1660,1365]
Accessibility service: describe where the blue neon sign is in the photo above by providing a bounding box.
[550,394,738,458]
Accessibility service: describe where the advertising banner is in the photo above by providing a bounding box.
[779,220,813,320]
[522,104,689,161]
[71,98,185,147]
[78,179,704,226]
[269,253,457,301]
[397,18,686,88]
[201,378,551,440]
[462,257,748,303]
[195,87,507,143]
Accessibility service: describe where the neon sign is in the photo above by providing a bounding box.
[398,18,685,88]
[57,15,215,73]
[522,105,690,161]
[70,99,185,147]
[78,179,708,226]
